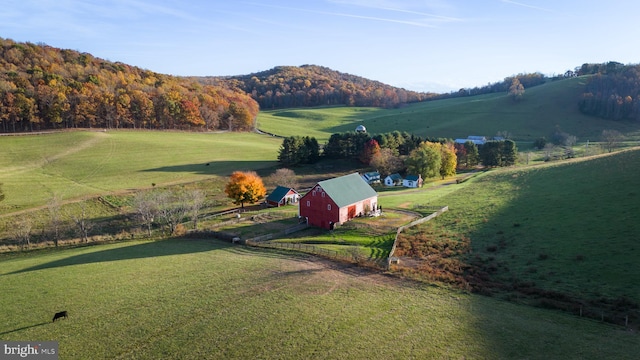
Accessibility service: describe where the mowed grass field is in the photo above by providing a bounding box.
[0,239,637,359]
[257,77,640,143]
[0,131,282,213]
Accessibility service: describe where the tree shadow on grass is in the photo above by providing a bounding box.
[0,322,49,336]
[141,160,277,176]
[6,239,231,275]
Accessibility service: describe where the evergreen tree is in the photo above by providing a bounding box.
[278,136,302,166]
[302,136,320,163]
[479,141,502,167]
[501,139,518,166]
[464,141,480,167]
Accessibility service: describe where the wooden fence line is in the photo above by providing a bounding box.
[247,241,353,262]
[243,222,309,243]
[387,206,449,269]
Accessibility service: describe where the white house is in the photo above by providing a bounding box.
[361,171,381,185]
[384,173,403,186]
[403,174,423,188]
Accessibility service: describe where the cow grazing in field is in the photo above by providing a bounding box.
[52,311,68,322]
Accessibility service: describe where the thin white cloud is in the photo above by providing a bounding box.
[245,2,457,28]
[327,0,463,22]
[115,0,200,22]
[501,0,554,13]
[323,11,437,27]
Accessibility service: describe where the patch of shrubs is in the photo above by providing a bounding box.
[394,229,472,289]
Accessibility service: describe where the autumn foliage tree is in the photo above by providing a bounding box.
[439,142,457,179]
[359,138,381,165]
[508,78,525,102]
[200,65,428,109]
[370,148,404,176]
[0,38,259,133]
[224,171,267,208]
[578,62,640,121]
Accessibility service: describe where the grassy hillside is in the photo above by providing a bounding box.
[0,239,636,359]
[257,106,381,142]
[385,148,640,323]
[257,77,640,143]
[0,131,281,213]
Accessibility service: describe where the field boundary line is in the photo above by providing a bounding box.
[387,205,449,269]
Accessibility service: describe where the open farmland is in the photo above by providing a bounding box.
[257,77,640,143]
[0,131,282,214]
[1,239,637,359]
[389,148,640,325]
[1,85,640,358]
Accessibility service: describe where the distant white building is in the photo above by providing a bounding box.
[454,135,506,145]
[361,171,380,185]
[403,174,423,188]
[454,136,487,145]
[355,125,367,133]
[384,173,403,186]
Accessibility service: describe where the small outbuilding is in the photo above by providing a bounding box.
[355,125,367,133]
[265,186,300,207]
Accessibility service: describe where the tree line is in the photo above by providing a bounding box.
[578,62,640,121]
[0,38,259,133]
[195,65,431,109]
[277,131,517,181]
[432,72,548,101]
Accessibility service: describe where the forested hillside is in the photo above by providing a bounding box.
[0,38,258,133]
[196,65,431,109]
[578,61,640,121]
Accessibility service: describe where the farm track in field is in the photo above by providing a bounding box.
[3,132,108,177]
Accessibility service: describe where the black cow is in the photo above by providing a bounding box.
[52,311,68,322]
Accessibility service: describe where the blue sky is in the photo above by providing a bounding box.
[2,0,639,92]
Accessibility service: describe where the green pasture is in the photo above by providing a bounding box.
[0,131,281,213]
[270,217,400,260]
[256,106,380,143]
[382,148,640,307]
[1,239,636,359]
[257,77,640,143]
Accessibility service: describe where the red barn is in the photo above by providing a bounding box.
[299,173,378,230]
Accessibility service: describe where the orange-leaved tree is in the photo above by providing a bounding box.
[359,138,381,165]
[224,171,266,208]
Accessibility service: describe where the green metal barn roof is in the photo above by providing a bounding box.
[318,173,377,208]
